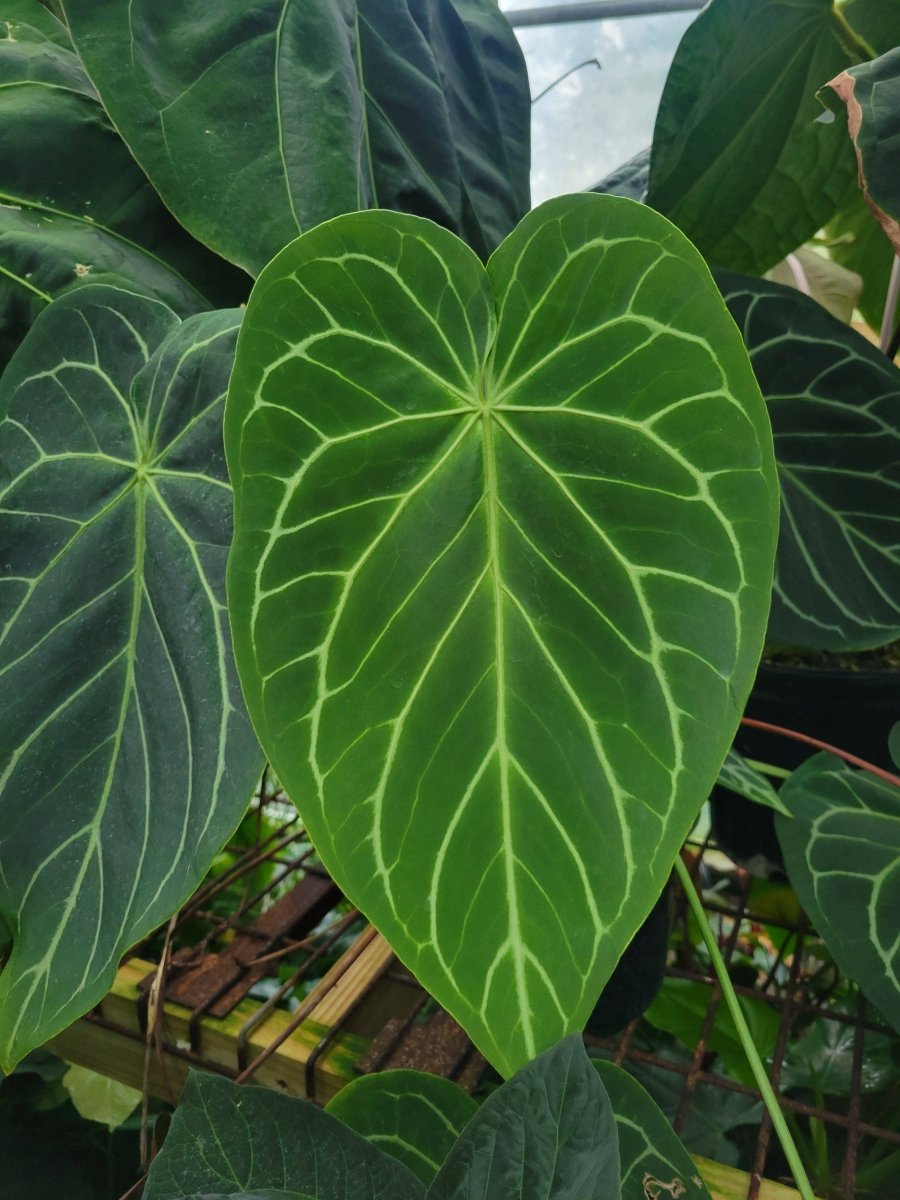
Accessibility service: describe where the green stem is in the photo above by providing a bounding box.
[830,5,877,62]
[674,856,818,1200]
[745,757,792,781]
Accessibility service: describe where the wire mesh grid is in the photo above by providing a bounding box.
[76,783,897,1199]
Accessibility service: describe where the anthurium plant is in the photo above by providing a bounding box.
[1,1,899,1198]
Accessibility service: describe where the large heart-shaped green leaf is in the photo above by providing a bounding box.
[426,1035,620,1200]
[326,1071,477,1183]
[0,3,247,366]
[591,1061,712,1200]
[62,0,530,275]
[718,271,900,650]
[646,0,869,275]
[776,753,900,1034]
[143,1072,424,1200]
[0,285,262,1070]
[823,47,900,254]
[226,195,778,1076]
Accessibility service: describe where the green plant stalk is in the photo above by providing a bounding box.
[744,757,792,781]
[673,856,818,1200]
[830,5,877,62]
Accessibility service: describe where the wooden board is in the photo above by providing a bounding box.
[47,932,396,1104]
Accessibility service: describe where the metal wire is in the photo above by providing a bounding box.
[95,795,895,1199]
[503,1,704,27]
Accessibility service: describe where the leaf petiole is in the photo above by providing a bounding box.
[673,855,818,1200]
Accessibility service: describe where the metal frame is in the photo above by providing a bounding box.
[503,1,704,28]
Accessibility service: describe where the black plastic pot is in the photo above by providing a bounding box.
[584,880,672,1037]
[711,659,900,873]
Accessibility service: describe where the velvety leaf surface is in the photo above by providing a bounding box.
[719,272,900,650]
[143,1072,423,1200]
[0,5,246,365]
[646,0,866,274]
[716,749,788,816]
[591,1061,711,1200]
[0,285,262,1069]
[226,195,778,1075]
[426,1035,621,1200]
[776,753,900,1034]
[823,47,900,253]
[326,1070,477,1183]
[63,0,530,274]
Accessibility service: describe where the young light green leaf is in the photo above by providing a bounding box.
[143,1072,424,1200]
[61,1064,141,1131]
[591,1061,712,1200]
[326,1071,477,1183]
[646,0,865,275]
[0,285,262,1070]
[716,750,789,816]
[766,247,863,324]
[776,753,900,1034]
[426,1035,621,1200]
[62,0,530,274]
[226,195,778,1076]
[718,272,900,650]
[822,47,900,253]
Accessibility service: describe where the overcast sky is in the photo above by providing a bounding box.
[499,4,696,201]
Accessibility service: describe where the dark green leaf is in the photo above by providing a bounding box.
[0,285,262,1069]
[592,1061,712,1200]
[889,720,900,771]
[0,10,246,365]
[226,195,778,1076]
[645,977,781,1087]
[426,1035,620,1200]
[360,0,530,259]
[326,1071,477,1183]
[3,0,70,45]
[647,0,865,275]
[822,47,900,254]
[716,749,788,816]
[63,0,530,274]
[591,148,650,201]
[776,752,900,1034]
[718,271,900,650]
[597,1045,763,1167]
[143,1072,424,1199]
[63,0,367,277]
[193,1194,313,1200]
